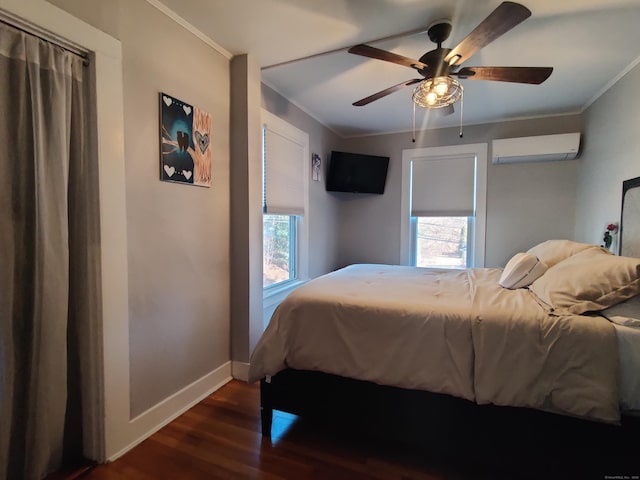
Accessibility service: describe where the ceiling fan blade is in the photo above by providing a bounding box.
[348,44,428,71]
[454,66,553,84]
[444,2,531,66]
[353,78,423,106]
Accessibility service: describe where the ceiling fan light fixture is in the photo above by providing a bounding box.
[434,80,449,96]
[412,76,463,108]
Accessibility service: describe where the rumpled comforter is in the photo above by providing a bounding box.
[248,264,619,423]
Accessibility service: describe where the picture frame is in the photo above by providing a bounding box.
[312,153,321,182]
[159,92,212,187]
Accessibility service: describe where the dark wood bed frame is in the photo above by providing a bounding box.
[258,176,640,476]
[261,369,639,475]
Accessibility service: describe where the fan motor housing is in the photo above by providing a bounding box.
[418,48,453,78]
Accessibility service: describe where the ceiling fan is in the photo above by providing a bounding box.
[348,1,552,111]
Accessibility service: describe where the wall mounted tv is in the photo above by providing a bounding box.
[325,150,390,194]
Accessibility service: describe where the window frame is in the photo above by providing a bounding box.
[261,110,309,292]
[400,144,487,267]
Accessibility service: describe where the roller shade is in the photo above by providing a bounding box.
[263,126,305,215]
[411,156,475,217]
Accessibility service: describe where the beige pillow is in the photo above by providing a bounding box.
[529,247,640,314]
[526,239,596,268]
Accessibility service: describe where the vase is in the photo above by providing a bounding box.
[610,233,618,254]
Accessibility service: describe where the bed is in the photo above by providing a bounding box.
[248,177,640,473]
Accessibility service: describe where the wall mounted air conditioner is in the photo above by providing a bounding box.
[492,133,581,164]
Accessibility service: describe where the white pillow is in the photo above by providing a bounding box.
[499,252,548,289]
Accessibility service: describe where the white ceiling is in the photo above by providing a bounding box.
[157,0,640,137]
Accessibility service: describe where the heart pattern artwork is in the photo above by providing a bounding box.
[195,131,210,154]
[160,92,211,187]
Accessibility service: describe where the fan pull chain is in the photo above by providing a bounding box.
[459,90,464,138]
[412,101,416,143]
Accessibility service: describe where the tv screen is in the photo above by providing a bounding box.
[325,151,389,194]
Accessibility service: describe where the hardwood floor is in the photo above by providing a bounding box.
[70,380,635,480]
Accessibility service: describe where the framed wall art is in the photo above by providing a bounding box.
[159,92,212,187]
[312,153,321,182]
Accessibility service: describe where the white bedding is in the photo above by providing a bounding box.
[613,323,640,412]
[249,264,620,423]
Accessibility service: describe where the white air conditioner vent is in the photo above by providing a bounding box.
[492,133,581,164]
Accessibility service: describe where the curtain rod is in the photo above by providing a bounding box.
[0,10,90,63]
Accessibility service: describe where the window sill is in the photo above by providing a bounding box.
[263,279,306,309]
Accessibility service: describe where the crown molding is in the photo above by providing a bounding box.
[144,0,232,59]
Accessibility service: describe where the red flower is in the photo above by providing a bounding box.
[607,223,617,232]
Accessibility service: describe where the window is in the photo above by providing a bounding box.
[412,216,471,268]
[263,214,296,286]
[401,144,487,268]
[262,110,309,289]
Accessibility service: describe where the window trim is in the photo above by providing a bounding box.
[401,144,487,267]
[261,110,309,291]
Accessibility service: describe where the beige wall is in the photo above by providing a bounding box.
[337,115,583,268]
[229,55,264,365]
[49,0,231,417]
[576,63,640,245]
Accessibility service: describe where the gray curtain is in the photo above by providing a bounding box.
[0,21,100,480]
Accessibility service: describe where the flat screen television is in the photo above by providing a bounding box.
[325,151,390,194]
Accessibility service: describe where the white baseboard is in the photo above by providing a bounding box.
[231,361,250,382]
[107,361,232,462]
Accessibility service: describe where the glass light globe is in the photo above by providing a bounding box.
[434,79,449,96]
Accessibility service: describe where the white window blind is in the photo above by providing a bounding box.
[263,126,305,215]
[411,156,475,217]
